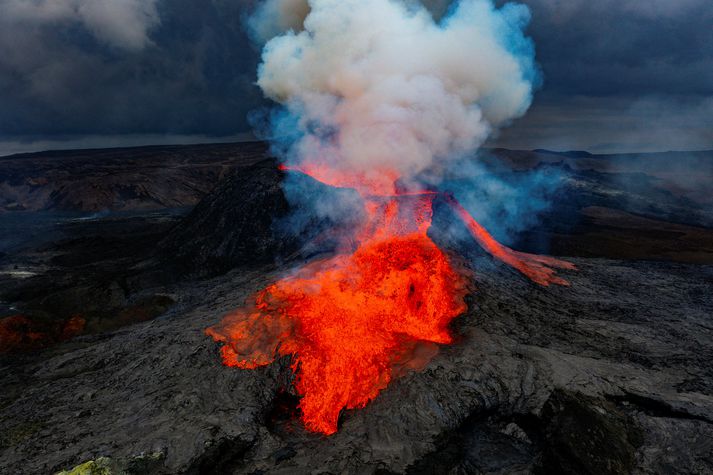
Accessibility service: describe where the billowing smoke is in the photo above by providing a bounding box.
[252,0,537,192]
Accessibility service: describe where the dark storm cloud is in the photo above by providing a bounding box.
[0,0,711,153]
[0,0,262,140]
[490,0,713,151]
[515,0,713,97]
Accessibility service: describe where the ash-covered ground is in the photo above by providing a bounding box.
[1,143,712,474]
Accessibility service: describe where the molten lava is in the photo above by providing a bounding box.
[207,166,574,435]
[0,314,85,354]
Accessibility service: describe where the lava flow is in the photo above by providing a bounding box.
[206,165,574,435]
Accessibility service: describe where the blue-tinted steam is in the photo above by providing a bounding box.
[436,154,564,246]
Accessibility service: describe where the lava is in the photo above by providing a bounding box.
[207,167,573,435]
[0,314,85,354]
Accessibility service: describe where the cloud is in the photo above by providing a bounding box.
[527,0,707,21]
[484,0,713,152]
[0,0,160,50]
[0,0,261,139]
[511,0,713,96]
[0,0,710,153]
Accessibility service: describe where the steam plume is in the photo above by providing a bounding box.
[253,0,537,190]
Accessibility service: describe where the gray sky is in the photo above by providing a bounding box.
[0,0,711,155]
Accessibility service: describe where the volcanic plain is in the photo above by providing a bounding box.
[1,142,712,474]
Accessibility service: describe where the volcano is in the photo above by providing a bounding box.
[1,143,712,474]
[199,0,585,436]
[206,165,574,435]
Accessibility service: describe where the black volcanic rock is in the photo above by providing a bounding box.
[156,159,293,276]
[1,256,711,474]
[156,158,362,277]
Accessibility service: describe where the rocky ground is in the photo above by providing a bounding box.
[1,253,711,474]
[1,143,712,474]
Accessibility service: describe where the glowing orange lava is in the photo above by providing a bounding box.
[207,166,574,435]
[0,314,85,354]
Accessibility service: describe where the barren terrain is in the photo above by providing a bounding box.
[1,143,712,474]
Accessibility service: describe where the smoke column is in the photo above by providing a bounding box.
[252,0,537,193]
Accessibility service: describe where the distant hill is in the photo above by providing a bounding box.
[0,142,269,213]
[532,149,594,158]
[1,141,711,220]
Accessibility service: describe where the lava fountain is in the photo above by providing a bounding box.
[206,165,574,434]
[207,0,575,435]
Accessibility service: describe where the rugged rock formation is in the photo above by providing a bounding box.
[156,159,358,277]
[155,159,292,276]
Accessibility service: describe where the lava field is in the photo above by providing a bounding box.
[1,142,712,474]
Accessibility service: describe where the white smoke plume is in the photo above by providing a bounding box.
[252,0,537,190]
